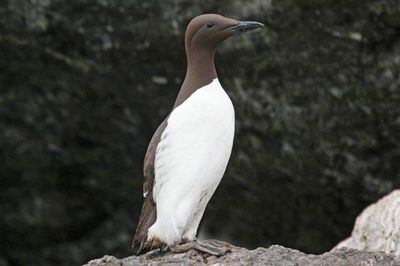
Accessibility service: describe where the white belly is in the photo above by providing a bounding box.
[148,79,235,245]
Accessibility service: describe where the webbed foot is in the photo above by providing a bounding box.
[170,239,232,257]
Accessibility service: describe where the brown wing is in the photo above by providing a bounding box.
[132,117,168,254]
[142,118,168,197]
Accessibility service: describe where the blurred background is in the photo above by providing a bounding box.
[1,0,400,265]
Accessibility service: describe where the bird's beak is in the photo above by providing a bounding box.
[226,21,264,33]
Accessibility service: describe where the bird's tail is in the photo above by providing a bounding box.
[132,193,157,254]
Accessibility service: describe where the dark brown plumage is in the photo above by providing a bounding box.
[132,119,167,253]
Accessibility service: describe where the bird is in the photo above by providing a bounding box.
[132,14,264,256]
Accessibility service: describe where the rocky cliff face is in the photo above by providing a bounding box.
[84,245,400,266]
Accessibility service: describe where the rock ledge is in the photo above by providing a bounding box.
[85,244,400,266]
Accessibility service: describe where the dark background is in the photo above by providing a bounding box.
[1,0,399,265]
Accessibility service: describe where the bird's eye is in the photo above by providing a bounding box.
[206,22,214,28]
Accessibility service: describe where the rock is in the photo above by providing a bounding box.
[84,244,400,266]
[335,190,400,256]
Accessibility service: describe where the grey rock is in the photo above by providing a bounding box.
[335,190,400,256]
[84,244,400,266]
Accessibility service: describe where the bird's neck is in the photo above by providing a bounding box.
[173,49,217,108]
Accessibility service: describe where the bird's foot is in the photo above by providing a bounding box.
[170,239,233,257]
[142,237,168,258]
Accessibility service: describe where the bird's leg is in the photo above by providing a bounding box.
[170,239,233,257]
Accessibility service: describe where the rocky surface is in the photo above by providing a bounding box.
[335,190,400,256]
[84,244,400,266]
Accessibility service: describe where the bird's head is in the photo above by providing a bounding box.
[184,14,264,53]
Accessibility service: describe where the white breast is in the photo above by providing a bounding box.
[147,79,235,245]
